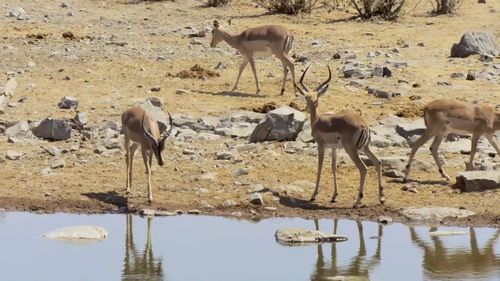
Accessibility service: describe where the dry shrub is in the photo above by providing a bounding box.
[350,0,406,20]
[432,0,462,14]
[205,0,232,7]
[257,0,320,15]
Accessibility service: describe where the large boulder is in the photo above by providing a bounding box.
[33,118,72,140]
[42,225,108,241]
[250,106,306,142]
[275,228,347,245]
[455,171,500,192]
[400,207,475,222]
[450,31,499,58]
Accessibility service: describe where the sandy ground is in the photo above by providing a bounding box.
[0,0,499,226]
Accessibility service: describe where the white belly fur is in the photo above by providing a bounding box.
[446,118,479,136]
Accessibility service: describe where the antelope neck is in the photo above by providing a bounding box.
[219,30,239,49]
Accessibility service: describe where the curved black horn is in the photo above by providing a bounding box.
[299,65,311,92]
[160,111,174,143]
[142,111,156,143]
[315,65,332,91]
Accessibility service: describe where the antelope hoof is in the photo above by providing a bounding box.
[379,196,386,204]
[330,194,338,203]
[280,88,285,96]
[309,197,316,202]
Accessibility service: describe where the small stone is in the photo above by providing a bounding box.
[44,146,61,156]
[437,81,452,86]
[479,55,493,62]
[377,216,393,224]
[311,40,321,46]
[466,71,477,81]
[190,39,203,45]
[51,159,66,169]
[150,87,161,92]
[417,42,425,47]
[232,168,249,177]
[58,96,79,109]
[392,48,400,53]
[182,149,196,155]
[6,150,23,160]
[412,83,421,88]
[215,62,227,69]
[61,2,70,8]
[187,209,201,215]
[41,168,51,175]
[74,112,88,125]
[332,53,341,59]
[223,200,237,208]
[176,89,188,95]
[248,193,264,205]
[27,61,36,68]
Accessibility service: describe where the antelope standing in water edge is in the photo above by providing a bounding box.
[121,107,173,204]
[295,65,384,208]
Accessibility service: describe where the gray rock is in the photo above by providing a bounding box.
[367,87,392,99]
[182,148,196,155]
[400,207,475,222]
[146,97,164,107]
[6,150,23,160]
[0,78,17,113]
[250,106,306,142]
[42,226,108,241]
[451,31,499,58]
[44,146,61,156]
[248,192,264,205]
[377,216,393,224]
[342,65,373,79]
[33,118,72,140]
[74,112,88,125]
[176,89,188,95]
[5,120,33,139]
[232,168,249,177]
[275,228,347,245]
[58,96,79,109]
[51,159,66,169]
[190,39,203,45]
[215,151,239,160]
[456,171,500,192]
[41,167,51,175]
[215,62,227,69]
[395,119,426,145]
[223,199,237,208]
[5,7,29,20]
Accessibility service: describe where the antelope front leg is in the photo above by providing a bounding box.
[141,148,153,204]
[310,144,325,201]
[231,58,248,92]
[403,132,434,182]
[248,56,260,94]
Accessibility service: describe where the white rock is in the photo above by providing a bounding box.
[6,150,23,160]
[429,230,467,236]
[42,225,108,241]
[275,228,347,245]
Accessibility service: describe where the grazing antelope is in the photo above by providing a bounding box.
[210,20,296,95]
[403,99,500,182]
[296,65,384,208]
[122,107,173,204]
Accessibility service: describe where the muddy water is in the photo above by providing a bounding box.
[0,212,498,281]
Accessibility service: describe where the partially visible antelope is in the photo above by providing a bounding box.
[296,65,384,208]
[210,20,296,95]
[404,99,500,182]
[122,107,173,204]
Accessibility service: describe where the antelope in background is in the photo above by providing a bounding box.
[122,107,173,204]
[404,99,500,182]
[296,65,384,208]
[210,20,296,95]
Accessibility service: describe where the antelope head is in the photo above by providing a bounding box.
[295,65,332,113]
[210,20,223,48]
[141,112,174,166]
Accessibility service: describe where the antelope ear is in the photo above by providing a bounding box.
[214,20,219,28]
[317,84,329,98]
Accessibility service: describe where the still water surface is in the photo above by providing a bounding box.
[0,212,498,281]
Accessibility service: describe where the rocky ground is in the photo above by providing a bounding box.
[0,0,499,226]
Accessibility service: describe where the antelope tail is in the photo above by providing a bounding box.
[284,34,293,54]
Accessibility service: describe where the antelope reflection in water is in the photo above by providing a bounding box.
[311,219,383,281]
[122,214,164,281]
[409,226,500,280]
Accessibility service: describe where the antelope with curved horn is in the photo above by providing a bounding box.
[210,20,296,95]
[296,65,384,208]
[121,107,173,204]
[403,99,500,182]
